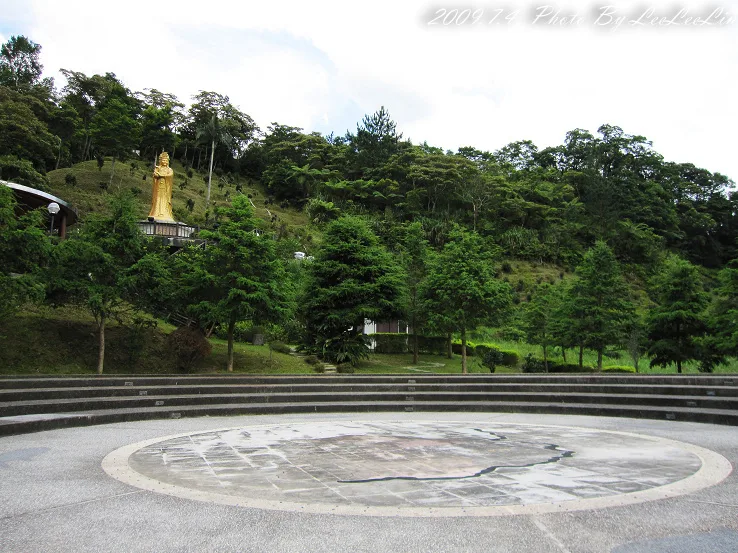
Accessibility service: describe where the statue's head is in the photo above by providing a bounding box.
[159,152,170,166]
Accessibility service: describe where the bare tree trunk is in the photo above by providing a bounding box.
[597,349,603,370]
[109,156,116,188]
[578,345,584,368]
[227,317,235,372]
[97,315,106,375]
[461,328,468,374]
[562,347,567,363]
[543,344,548,372]
[183,143,188,164]
[677,359,682,374]
[56,138,62,170]
[83,135,91,161]
[413,333,419,365]
[206,139,215,208]
[447,332,452,359]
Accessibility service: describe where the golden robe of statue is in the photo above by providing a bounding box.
[148,152,175,221]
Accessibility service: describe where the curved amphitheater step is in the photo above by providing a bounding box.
[1,374,737,436]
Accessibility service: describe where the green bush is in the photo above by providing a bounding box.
[64,173,77,186]
[548,362,595,373]
[521,353,547,373]
[417,336,447,355]
[500,350,520,367]
[451,342,475,356]
[303,355,320,365]
[602,365,636,373]
[477,346,504,373]
[166,327,212,372]
[370,333,408,354]
[268,340,292,355]
[322,333,369,366]
[336,363,355,374]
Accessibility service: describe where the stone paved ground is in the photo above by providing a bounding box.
[1,412,737,552]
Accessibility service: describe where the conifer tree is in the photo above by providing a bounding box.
[424,227,512,374]
[647,256,708,373]
[568,241,634,369]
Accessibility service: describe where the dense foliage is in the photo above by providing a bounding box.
[2,34,738,373]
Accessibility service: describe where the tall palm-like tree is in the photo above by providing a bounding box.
[196,114,231,209]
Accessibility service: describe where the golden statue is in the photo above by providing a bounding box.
[148,152,175,221]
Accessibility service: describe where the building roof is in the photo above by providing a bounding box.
[1,180,78,226]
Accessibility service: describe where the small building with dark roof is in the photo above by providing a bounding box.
[1,180,78,239]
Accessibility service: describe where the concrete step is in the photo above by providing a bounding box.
[1,400,736,437]
[1,374,736,388]
[2,382,737,401]
[2,391,738,417]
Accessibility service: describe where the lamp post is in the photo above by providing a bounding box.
[47,202,60,236]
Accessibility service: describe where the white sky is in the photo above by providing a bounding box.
[2,0,737,182]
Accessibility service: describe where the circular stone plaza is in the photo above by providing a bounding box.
[1,408,737,552]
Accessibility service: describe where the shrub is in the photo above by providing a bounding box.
[303,355,320,365]
[336,363,355,374]
[417,336,446,355]
[313,364,326,374]
[521,353,547,373]
[187,169,193,178]
[98,181,108,191]
[322,332,369,366]
[166,327,212,372]
[65,173,77,186]
[500,350,520,367]
[451,342,475,356]
[130,187,142,196]
[548,363,595,373]
[478,346,504,373]
[268,340,292,355]
[602,365,636,373]
[371,333,408,354]
[501,261,513,273]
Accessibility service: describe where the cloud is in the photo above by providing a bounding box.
[5,0,738,180]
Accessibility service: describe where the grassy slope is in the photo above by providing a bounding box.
[46,158,316,252]
[13,159,731,376]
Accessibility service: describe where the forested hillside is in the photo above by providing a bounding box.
[2,34,737,375]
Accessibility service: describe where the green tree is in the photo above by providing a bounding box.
[348,106,402,178]
[524,283,559,371]
[568,241,634,369]
[0,185,50,324]
[646,256,708,373]
[302,216,406,364]
[0,35,42,89]
[139,104,176,165]
[0,86,57,172]
[48,193,146,374]
[90,83,141,187]
[401,222,430,364]
[182,195,287,371]
[706,259,738,359]
[424,227,512,374]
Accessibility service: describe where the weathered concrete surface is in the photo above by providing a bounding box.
[1,412,737,553]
